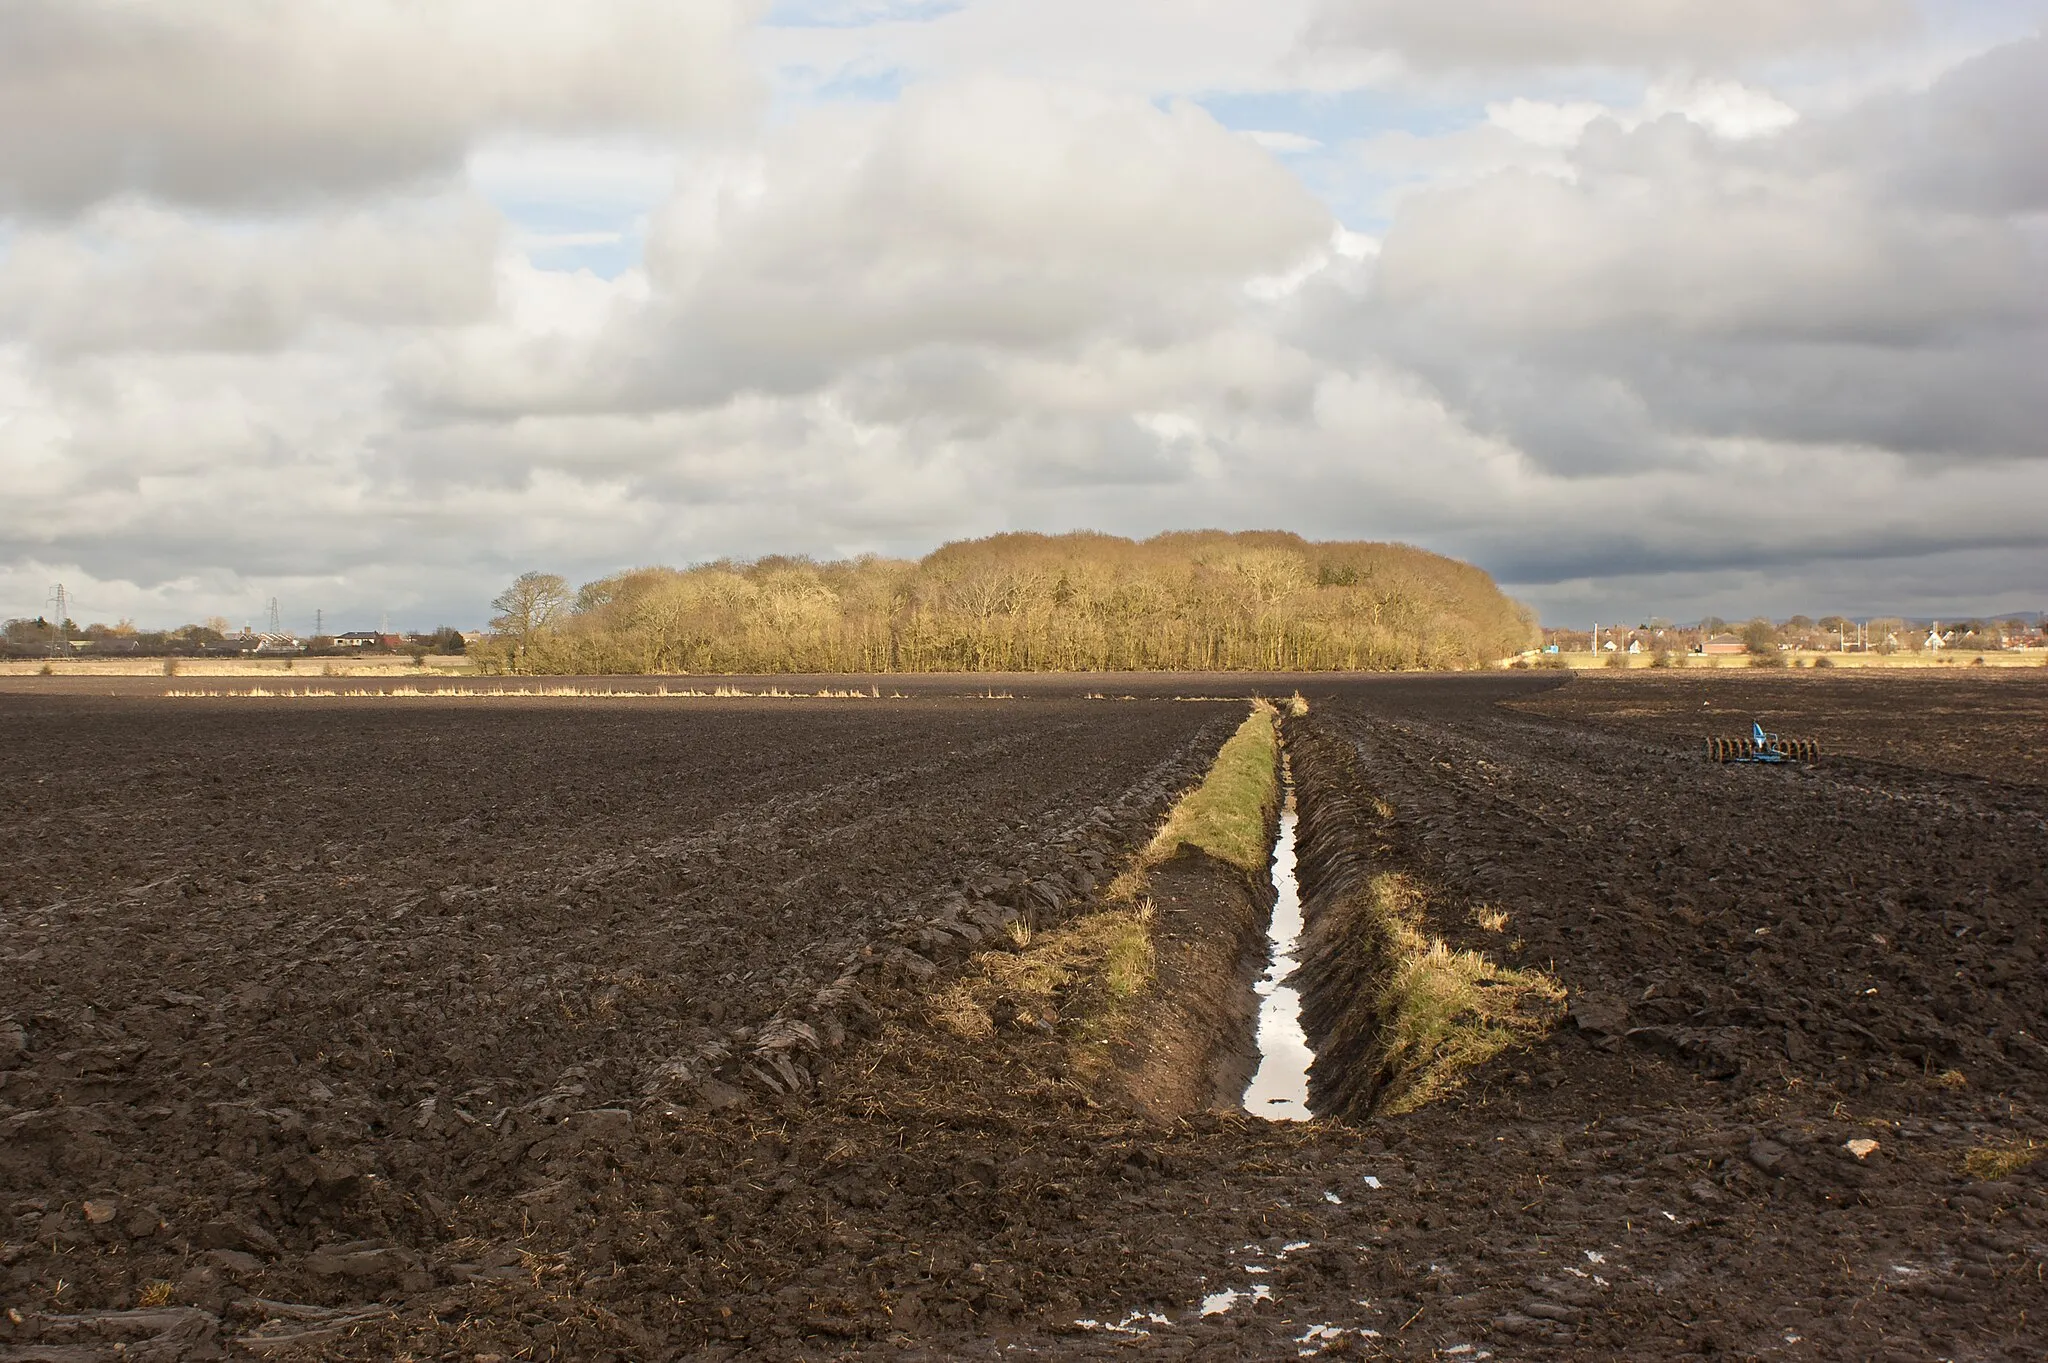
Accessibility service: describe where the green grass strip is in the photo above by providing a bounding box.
[1143,701,1282,875]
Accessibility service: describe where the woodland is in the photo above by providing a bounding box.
[475,531,1537,674]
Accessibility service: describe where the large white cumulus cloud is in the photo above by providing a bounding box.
[400,78,1333,415]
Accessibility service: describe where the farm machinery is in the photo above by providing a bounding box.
[1707,720,1819,763]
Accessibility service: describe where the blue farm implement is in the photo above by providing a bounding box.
[1707,720,1819,764]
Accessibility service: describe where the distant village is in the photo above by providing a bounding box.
[0,616,478,661]
[1539,614,2048,658]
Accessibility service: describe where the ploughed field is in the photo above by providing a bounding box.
[1,674,2045,1361]
[0,691,1233,1356]
[1511,668,2048,788]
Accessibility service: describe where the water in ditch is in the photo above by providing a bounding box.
[1244,774,1312,1121]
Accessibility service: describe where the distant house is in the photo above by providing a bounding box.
[1702,634,1746,656]
[1626,638,1643,654]
[334,631,382,649]
[1925,628,1945,651]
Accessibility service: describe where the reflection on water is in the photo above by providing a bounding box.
[1244,795,1312,1122]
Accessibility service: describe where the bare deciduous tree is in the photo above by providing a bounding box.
[490,571,571,642]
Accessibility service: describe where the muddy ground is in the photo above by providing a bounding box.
[2,673,2045,1361]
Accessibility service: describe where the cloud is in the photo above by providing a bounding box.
[0,195,502,355]
[1839,33,2048,214]
[1342,34,2048,474]
[1501,542,2048,631]
[0,0,759,215]
[399,77,1333,416]
[1487,80,1797,147]
[1306,0,1915,70]
[4,6,2046,633]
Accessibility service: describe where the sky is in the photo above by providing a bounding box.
[2,1,2045,632]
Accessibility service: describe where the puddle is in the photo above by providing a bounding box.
[1075,1311,1169,1336]
[1245,774,1312,1121]
[1201,1284,1273,1315]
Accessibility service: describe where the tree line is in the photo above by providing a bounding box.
[476,530,1537,675]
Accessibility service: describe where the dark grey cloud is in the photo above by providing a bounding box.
[1306,0,1914,70]
[1850,34,2048,215]
[1335,34,2048,477]
[1500,543,2048,629]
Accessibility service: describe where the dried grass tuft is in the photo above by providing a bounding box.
[1365,872,1564,1114]
[1961,1141,2043,1180]
[929,907,1157,1060]
[1471,906,1510,933]
[928,982,996,1041]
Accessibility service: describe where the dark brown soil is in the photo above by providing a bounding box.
[1274,674,2048,1360]
[0,690,1234,1357]
[2,673,2044,1361]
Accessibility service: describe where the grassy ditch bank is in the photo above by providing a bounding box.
[1132,701,1282,876]
[1287,719,1563,1118]
[931,702,1285,1118]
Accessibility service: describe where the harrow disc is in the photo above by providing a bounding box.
[1707,730,1818,763]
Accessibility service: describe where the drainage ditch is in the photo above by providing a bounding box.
[1284,715,1564,1121]
[1092,706,1551,1126]
[1243,764,1312,1121]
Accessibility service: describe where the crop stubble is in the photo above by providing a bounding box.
[1,674,2044,1361]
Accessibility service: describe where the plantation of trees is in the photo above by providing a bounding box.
[475,531,1537,675]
